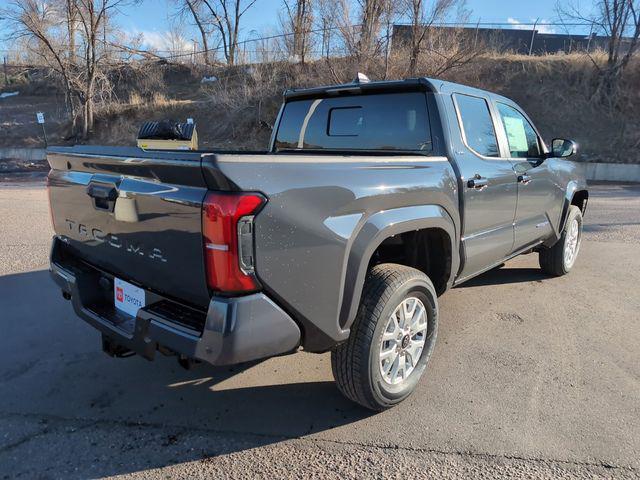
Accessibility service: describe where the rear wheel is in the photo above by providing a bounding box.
[539,205,583,276]
[331,263,438,411]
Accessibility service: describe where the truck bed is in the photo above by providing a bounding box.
[47,145,459,350]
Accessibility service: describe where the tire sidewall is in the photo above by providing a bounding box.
[562,207,583,272]
[368,277,438,405]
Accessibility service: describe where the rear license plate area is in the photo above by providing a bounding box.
[114,277,146,317]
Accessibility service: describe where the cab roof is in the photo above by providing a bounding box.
[284,77,516,106]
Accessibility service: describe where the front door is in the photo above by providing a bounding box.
[494,102,558,250]
[450,93,518,280]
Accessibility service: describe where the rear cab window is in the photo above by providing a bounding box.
[274,92,432,153]
[453,93,500,158]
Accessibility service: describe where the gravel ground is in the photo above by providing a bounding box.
[0,182,639,479]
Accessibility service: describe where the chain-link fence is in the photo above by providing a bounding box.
[0,21,625,69]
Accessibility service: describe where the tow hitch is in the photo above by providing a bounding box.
[102,335,135,358]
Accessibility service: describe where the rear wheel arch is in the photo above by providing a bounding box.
[338,205,458,333]
[369,228,452,295]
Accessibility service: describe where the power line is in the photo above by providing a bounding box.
[1,20,623,64]
[123,21,604,60]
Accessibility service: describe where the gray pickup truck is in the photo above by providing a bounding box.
[47,77,588,410]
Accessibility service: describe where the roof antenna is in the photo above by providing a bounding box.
[353,72,370,84]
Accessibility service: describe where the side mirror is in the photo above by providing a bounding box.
[551,138,577,158]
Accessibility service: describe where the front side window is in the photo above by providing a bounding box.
[274,92,432,152]
[454,94,499,158]
[497,103,541,158]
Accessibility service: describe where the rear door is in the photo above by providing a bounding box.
[47,146,211,308]
[449,93,518,280]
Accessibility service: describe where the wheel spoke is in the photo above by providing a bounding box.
[382,330,397,342]
[404,348,414,368]
[564,218,581,268]
[389,353,401,380]
[398,303,407,329]
[380,347,396,361]
[379,296,430,385]
[405,342,423,366]
[410,303,426,332]
[397,353,406,381]
[403,299,416,327]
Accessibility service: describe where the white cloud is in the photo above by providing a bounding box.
[126,28,195,55]
[507,18,556,34]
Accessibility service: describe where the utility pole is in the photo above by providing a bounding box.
[3,56,7,86]
[586,21,595,53]
[474,18,481,50]
[528,18,539,56]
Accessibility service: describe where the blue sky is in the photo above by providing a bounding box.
[117,0,581,35]
[1,0,595,54]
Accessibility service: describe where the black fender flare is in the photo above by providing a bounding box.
[549,180,588,246]
[337,204,458,335]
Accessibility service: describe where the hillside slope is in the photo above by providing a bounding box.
[1,54,638,163]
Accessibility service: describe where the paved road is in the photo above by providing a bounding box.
[0,182,639,479]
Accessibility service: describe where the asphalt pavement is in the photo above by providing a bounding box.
[0,182,639,479]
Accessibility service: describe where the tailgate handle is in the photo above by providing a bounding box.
[86,183,118,212]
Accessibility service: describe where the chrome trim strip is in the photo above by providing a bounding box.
[217,155,449,164]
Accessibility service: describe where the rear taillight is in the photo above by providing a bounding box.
[202,192,266,294]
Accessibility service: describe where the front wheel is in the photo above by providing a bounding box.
[539,205,583,276]
[331,263,438,411]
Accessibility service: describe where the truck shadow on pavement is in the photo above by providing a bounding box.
[0,269,373,478]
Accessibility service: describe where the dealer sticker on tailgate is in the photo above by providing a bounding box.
[114,277,146,317]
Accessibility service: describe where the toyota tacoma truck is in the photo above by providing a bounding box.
[47,77,588,410]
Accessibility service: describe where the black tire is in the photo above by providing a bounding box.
[539,205,583,276]
[331,263,438,411]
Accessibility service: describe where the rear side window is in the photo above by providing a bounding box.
[274,92,431,152]
[497,103,541,158]
[454,94,499,158]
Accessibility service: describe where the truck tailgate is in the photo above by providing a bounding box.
[47,146,213,308]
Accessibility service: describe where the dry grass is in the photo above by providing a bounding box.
[17,52,637,162]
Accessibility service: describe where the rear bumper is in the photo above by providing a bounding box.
[50,237,301,365]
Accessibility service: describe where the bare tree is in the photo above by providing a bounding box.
[175,0,212,64]
[316,0,335,58]
[419,25,482,76]
[64,0,78,62]
[3,0,79,130]
[558,0,640,95]
[404,0,462,75]
[356,0,389,59]
[330,0,358,57]
[160,17,194,59]
[280,0,314,63]
[326,0,393,66]
[2,0,132,137]
[200,0,258,65]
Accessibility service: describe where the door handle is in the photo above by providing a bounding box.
[467,175,488,190]
[517,174,532,185]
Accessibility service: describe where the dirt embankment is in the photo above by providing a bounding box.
[1,54,639,163]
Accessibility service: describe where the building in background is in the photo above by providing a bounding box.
[392,25,631,55]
